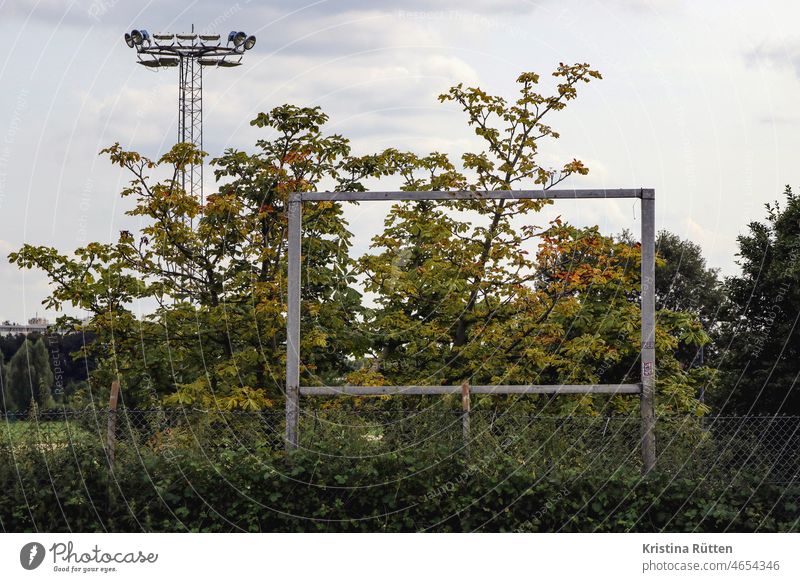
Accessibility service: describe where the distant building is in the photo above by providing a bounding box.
[0,317,50,336]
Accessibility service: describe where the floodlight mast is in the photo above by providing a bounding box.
[124,25,256,205]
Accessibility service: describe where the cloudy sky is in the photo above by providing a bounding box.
[0,0,798,323]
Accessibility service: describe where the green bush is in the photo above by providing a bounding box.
[1,432,797,532]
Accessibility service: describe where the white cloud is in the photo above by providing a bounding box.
[746,40,800,80]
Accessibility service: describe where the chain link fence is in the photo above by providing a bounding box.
[1,408,798,483]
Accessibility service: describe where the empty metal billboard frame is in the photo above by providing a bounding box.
[286,188,656,473]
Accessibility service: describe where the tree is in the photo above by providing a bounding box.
[11,107,394,410]
[354,67,711,415]
[10,65,714,416]
[0,332,33,363]
[4,338,55,411]
[715,186,800,414]
[656,230,723,325]
[357,66,596,383]
[0,347,7,412]
[654,230,724,369]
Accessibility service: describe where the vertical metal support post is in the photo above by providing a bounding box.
[177,53,203,204]
[285,196,302,450]
[191,57,203,204]
[640,191,656,474]
[178,56,187,195]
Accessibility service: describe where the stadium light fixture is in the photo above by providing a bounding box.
[232,31,247,47]
[123,25,254,204]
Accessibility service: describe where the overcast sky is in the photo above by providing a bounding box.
[0,0,798,323]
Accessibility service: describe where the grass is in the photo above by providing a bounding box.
[0,418,101,448]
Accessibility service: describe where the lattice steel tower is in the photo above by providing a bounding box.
[124,27,256,204]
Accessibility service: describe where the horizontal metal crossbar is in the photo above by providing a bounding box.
[300,384,642,396]
[291,188,653,203]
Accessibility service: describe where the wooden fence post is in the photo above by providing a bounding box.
[461,380,471,457]
[106,380,120,467]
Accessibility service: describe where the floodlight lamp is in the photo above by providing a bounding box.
[244,35,256,50]
[233,31,247,47]
[131,29,143,45]
[124,33,134,48]
[227,31,237,44]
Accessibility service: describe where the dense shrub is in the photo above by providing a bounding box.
[0,433,796,532]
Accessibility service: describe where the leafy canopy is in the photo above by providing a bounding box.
[10,64,711,415]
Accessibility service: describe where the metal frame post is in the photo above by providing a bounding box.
[285,196,302,449]
[640,192,656,474]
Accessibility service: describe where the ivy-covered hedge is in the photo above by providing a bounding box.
[1,437,797,532]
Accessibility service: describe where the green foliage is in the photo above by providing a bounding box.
[355,68,604,389]
[656,230,724,325]
[10,105,395,409]
[0,348,7,412]
[4,338,55,411]
[8,65,712,416]
[717,186,800,413]
[359,216,711,415]
[348,69,710,415]
[0,433,794,532]
[653,230,724,371]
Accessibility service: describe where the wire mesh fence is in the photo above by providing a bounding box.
[1,408,798,484]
